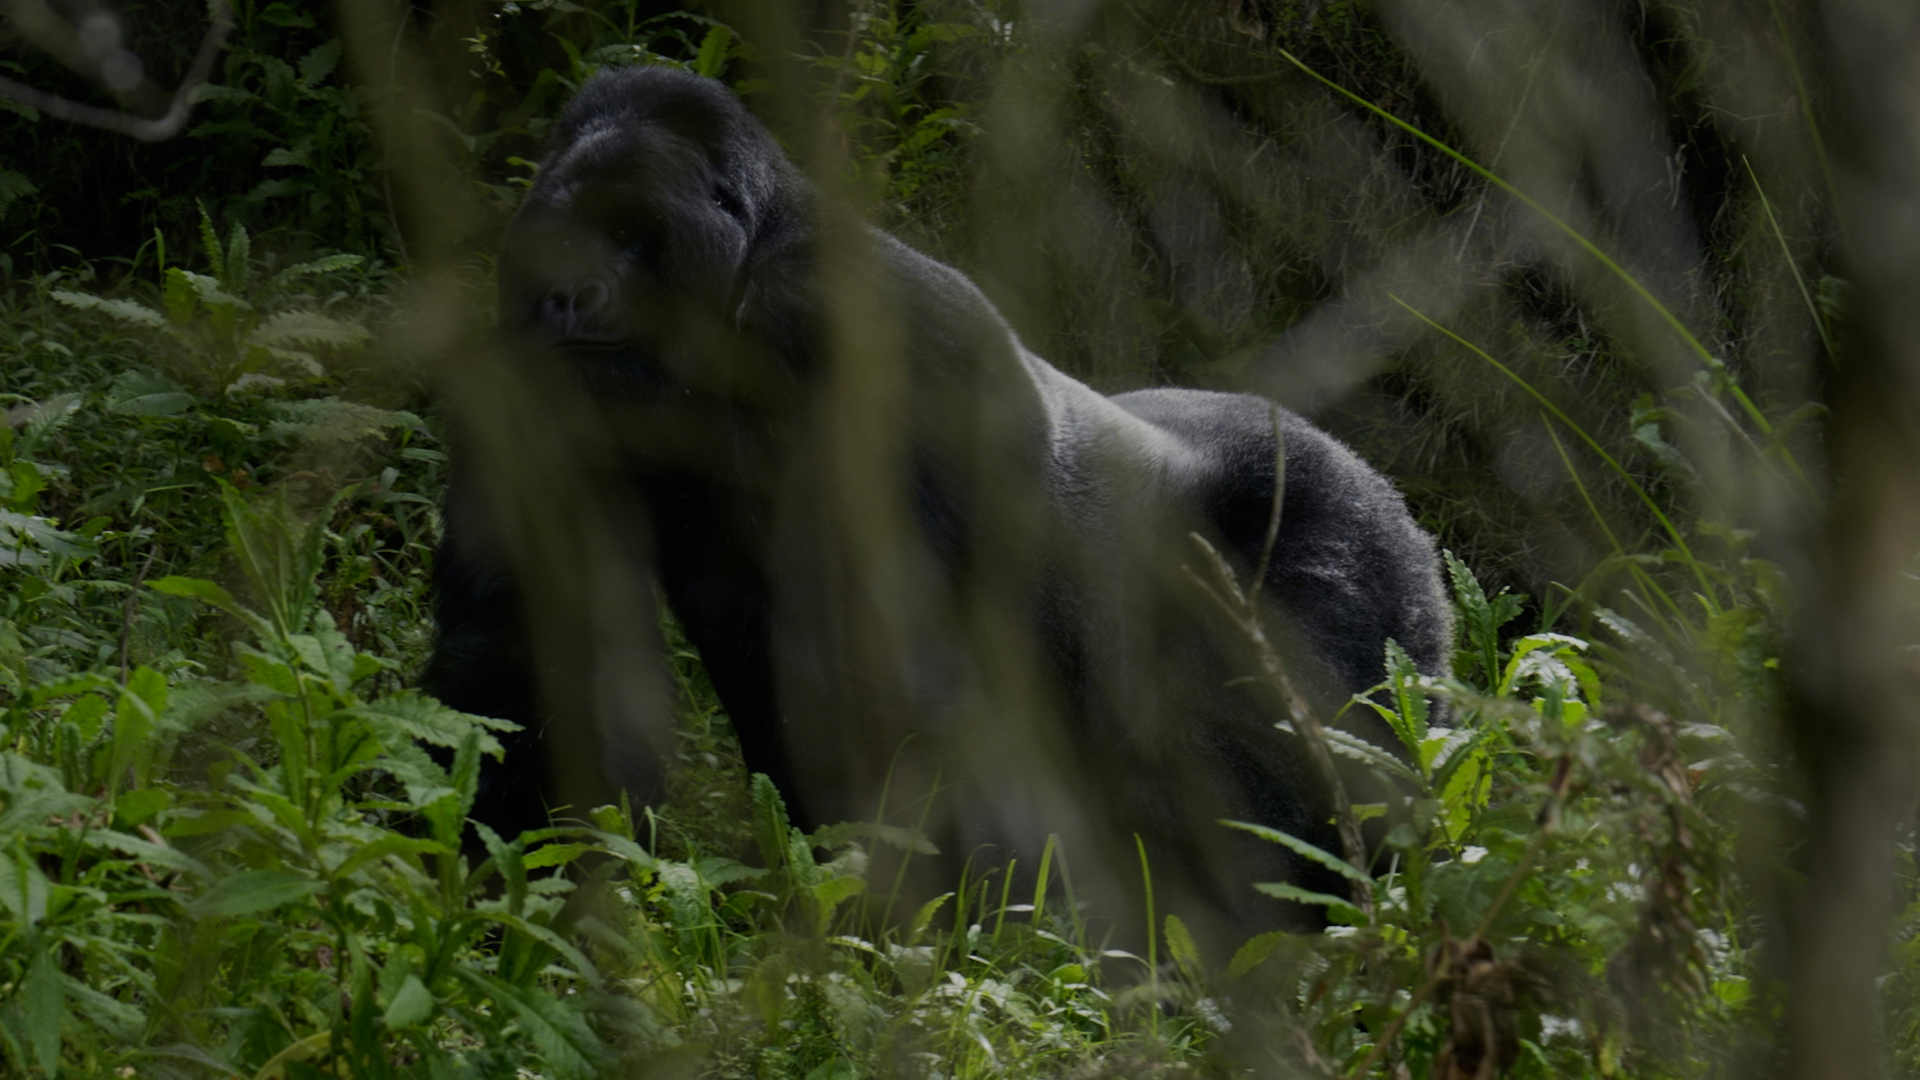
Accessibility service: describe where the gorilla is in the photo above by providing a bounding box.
[426,66,1452,938]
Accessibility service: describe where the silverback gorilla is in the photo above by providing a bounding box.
[426,67,1453,936]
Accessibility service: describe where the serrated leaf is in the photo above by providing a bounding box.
[751,772,791,873]
[110,391,196,416]
[224,220,251,294]
[1164,913,1203,980]
[1220,819,1369,881]
[344,691,512,757]
[196,202,223,273]
[1252,881,1365,924]
[523,842,594,870]
[270,253,363,288]
[298,40,341,88]
[693,25,732,77]
[63,693,108,742]
[809,819,939,855]
[0,169,35,221]
[910,891,953,941]
[80,828,214,879]
[248,310,370,351]
[334,835,448,880]
[50,289,167,326]
[453,969,608,1080]
[0,509,92,562]
[1227,929,1291,979]
[1285,719,1424,786]
[163,266,197,323]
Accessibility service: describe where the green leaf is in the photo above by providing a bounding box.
[453,969,609,1080]
[1220,819,1369,882]
[809,819,939,855]
[382,973,434,1030]
[1227,929,1292,979]
[188,869,322,918]
[110,391,196,416]
[910,891,953,941]
[1437,744,1489,842]
[1381,638,1429,753]
[0,851,50,924]
[63,693,108,742]
[1252,881,1365,924]
[334,835,447,880]
[1445,549,1523,689]
[343,691,513,758]
[1164,913,1203,980]
[24,947,61,1075]
[1282,719,1423,786]
[107,666,164,790]
[113,785,171,830]
[750,772,791,873]
[0,169,36,222]
[1498,633,1591,698]
[692,25,733,78]
[268,253,362,290]
[807,873,866,933]
[82,828,214,879]
[149,574,244,615]
[248,310,369,351]
[224,219,251,295]
[196,202,224,275]
[523,842,594,871]
[297,40,341,88]
[50,289,167,326]
[162,265,197,323]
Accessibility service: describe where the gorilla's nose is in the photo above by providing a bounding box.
[543,280,614,338]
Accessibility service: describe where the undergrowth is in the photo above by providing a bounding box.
[1,268,1832,1076]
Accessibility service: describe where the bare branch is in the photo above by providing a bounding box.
[1185,531,1373,916]
[0,0,234,143]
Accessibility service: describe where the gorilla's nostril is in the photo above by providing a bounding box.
[573,280,611,317]
[543,281,615,334]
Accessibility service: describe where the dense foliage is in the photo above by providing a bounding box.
[2,0,1915,1077]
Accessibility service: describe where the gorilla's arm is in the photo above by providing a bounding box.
[422,472,551,841]
[643,479,810,828]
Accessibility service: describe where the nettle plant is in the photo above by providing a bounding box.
[53,209,369,397]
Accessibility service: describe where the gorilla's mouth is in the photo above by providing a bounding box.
[553,337,678,398]
[559,336,627,352]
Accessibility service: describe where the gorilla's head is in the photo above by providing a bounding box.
[499,67,812,396]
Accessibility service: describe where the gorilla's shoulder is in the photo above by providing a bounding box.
[1110,388,1422,538]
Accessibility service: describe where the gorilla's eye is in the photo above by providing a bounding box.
[607,223,638,248]
[712,185,745,220]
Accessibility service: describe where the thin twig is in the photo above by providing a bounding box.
[1247,405,1286,608]
[118,546,159,686]
[1185,532,1373,915]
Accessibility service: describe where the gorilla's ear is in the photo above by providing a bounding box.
[729,162,818,340]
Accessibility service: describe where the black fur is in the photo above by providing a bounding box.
[426,68,1452,935]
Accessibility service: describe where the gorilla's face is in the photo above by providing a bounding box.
[498,68,802,397]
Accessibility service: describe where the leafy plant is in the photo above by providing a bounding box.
[52,208,368,396]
